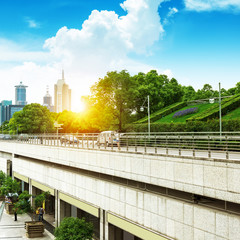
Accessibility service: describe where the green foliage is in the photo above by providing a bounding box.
[34,191,50,209]
[222,107,240,120]
[9,103,55,134]
[0,176,20,197]
[156,103,217,123]
[0,171,6,187]
[135,102,187,123]
[125,119,240,132]
[13,191,32,215]
[54,217,94,240]
[187,94,240,121]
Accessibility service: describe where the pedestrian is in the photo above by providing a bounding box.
[38,206,44,221]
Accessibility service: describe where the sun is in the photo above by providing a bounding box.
[72,100,86,113]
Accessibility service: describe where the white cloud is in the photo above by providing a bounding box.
[168,7,178,17]
[0,0,172,111]
[163,7,178,25]
[184,0,240,12]
[25,17,40,28]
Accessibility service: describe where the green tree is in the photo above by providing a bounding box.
[0,176,20,197]
[0,171,6,187]
[90,70,137,131]
[9,103,55,134]
[13,191,32,221]
[54,217,94,240]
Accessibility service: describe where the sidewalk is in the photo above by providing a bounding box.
[0,202,54,240]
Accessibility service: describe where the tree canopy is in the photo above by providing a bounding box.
[9,103,55,134]
[54,217,94,240]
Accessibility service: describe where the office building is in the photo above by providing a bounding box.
[54,70,71,113]
[5,105,25,121]
[15,81,28,105]
[0,100,12,124]
[43,86,54,112]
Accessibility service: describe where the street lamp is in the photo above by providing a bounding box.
[219,82,222,137]
[140,95,150,136]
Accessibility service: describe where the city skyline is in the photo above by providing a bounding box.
[0,0,240,112]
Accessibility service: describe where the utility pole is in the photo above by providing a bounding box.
[219,82,222,137]
[147,95,150,137]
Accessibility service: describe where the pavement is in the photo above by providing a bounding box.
[0,202,54,240]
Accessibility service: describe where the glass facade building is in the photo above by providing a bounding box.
[15,82,28,105]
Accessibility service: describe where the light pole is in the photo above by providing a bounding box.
[219,82,222,137]
[140,95,150,136]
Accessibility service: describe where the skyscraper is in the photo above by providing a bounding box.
[43,86,54,112]
[15,81,28,105]
[54,71,71,113]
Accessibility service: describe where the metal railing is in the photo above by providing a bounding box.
[0,132,240,160]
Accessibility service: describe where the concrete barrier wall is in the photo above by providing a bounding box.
[12,156,240,240]
[0,157,7,173]
[0,142,240,204]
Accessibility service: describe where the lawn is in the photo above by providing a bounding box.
[155,103,218,123]
[222,108,240,120]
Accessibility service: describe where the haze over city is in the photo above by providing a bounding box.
[0,0,240,111]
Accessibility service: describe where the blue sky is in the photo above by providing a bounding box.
[0,0,240,111]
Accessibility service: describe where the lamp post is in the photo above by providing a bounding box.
[140,95,150,136]
[219,82,222,137]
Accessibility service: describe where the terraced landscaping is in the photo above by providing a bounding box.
[155,103,218,123]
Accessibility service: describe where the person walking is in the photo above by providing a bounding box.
[38,206,44,221]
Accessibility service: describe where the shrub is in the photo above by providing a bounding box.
[124,119,240,132]
[54,217,94,240]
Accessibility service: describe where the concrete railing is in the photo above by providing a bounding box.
[0,132,240,160]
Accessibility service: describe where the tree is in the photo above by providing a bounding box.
[0,176,20,197]
[90,70,137,131]
[9,103,55,134]
[54,217,94,240]
[13,191,32,221]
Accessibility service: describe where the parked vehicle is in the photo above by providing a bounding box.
[60,135,79,144]
[18,134,29,141]
[97,131,119,146]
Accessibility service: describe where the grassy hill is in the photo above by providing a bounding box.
[135,95,240,124]
[155,103,218,123]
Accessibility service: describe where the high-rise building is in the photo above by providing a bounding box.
[15,81,28,105]
[54,70,71,113]
[43,86,54,112]
[0,100,12,124]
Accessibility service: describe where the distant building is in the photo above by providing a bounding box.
[54,70,71,113]
[15,81,28,105]
[0,100,24,124]
[5,105,25,121]
[43,86,54,112]
[0,100,12,124]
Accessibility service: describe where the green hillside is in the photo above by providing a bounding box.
[222,107,240,120]
[155,103,218,123]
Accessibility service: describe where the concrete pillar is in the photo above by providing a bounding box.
[21,181,24,192]
[58,197,61,226]
[104,210,109,240]
[29,179,33,206]
[55,189,59,227]
[100,209,106,240]
[71,205,77,217]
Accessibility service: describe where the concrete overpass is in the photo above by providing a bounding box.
[0,133,240,240]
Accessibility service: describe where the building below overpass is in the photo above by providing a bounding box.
[0,139,240,240]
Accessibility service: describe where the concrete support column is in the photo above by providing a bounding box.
[29,179,33,206]
[71,205,77,218]
[21,181,24,192]
[57,196,61,226]
[55,189,59,227]
[104,210,109,240]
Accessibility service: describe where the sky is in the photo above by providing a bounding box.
[0,0,240,111]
